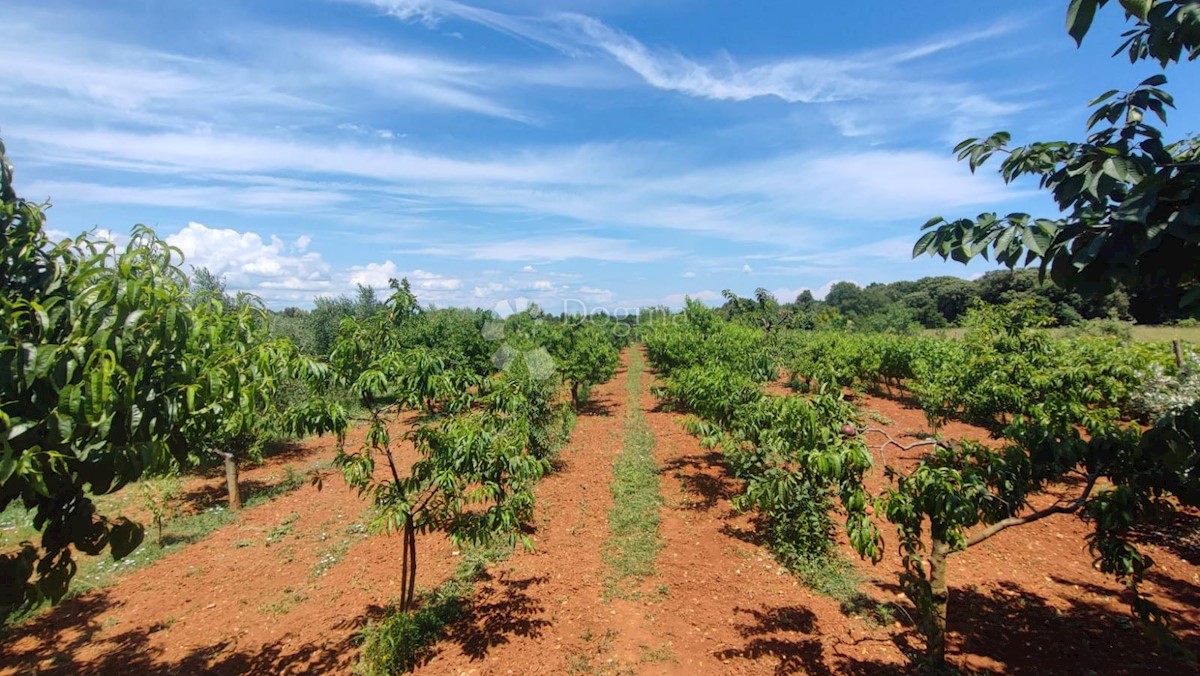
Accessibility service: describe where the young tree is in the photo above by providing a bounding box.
[184,292,337,510]
[545,322,619,408]
[326,279,553,613]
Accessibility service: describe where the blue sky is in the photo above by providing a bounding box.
[4,1,1198,311]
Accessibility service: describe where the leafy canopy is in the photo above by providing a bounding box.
[915,0,1200,319]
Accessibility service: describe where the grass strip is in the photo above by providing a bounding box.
[602,347,663,599]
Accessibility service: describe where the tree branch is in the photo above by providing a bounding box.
[864,428,947,452]
[964,473,1099,548]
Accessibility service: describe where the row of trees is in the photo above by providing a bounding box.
[649,298,1197,669]
[0,134,624,622]
[773,303,1198,665]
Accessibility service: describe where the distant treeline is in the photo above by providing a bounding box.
[709,270,1195,333]
[263,269,1191,346]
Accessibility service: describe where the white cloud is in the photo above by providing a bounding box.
[472,281,508,298]
[312,41,531,122]
[347,260,400,288]
[742,264,753,273]
[166,222,333,304]
[769,287,813,303]
[359,2,1024,138]
[682,271,696,278]
[531,279,554,290]
[576,285,614,302]
[347,262,462,293]
[21,180,352,213]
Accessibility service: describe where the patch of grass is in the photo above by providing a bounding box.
[265,511,301,546]
[1129,324,1200,344]
[566,628,634,675]
[639,642,678,664]
[602,349,663,600]
[785,553,897,627]
[260,585,308,617]
[354,539,513,675]
[310,519,369,580]
[865,410,894,425]
[925,324,1200,344]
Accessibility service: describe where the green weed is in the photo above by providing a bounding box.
[602,349,663,600]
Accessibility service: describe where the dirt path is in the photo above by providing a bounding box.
[427,353,1199,675]
[410,350,636,673]
[421,348,907,675]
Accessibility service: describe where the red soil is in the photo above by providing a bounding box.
[1,350,1196,674]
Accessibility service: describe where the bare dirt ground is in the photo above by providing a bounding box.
[1,415,466,675]
[2,350,1197,675]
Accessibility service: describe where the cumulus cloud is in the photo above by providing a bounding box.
[166,222,332,304]
[346,261,462,295]
[346,260,400,288]
[473,281,507,298]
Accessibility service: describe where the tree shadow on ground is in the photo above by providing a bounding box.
[713,604,910,676]
[0,591,363,675]
[435,570,550,663]
[176,477,290,513]
[1141,569,1200,623]
[576,396,616,417]
[1130,508,1200,565]
[661,450,740,511]
[942,580,1197,674]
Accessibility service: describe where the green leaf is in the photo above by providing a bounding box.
[913,231,937,257]
[1067,0,1100,46]
[1024,224,1053,257]
[1138,74,1167,88]
[1119,0,1151,20]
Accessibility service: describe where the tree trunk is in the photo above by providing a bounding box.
[405,518,417,611]
[927,537,952,668]
[399,526,411,613]
[571,381,581,408]
[397,514,419,613]
[219,451,242,510]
